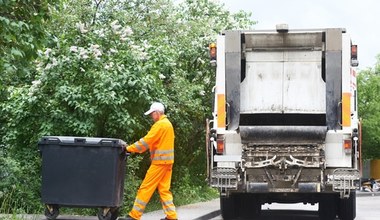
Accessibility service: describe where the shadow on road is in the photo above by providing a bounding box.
[255,209,320,220]
[219,210,329,220]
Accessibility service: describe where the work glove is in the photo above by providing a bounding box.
[121,144,131,156]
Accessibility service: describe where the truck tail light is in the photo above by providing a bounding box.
[216,138,224,154]
[344,139,352,153]
[351,44,359,67]
[351,45,357,59]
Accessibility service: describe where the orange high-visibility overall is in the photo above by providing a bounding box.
[127,115,177,220]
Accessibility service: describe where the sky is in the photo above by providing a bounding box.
[219,0,379,70]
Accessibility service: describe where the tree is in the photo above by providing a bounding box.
[1,0,255,214]
[358,55,380,159]
[0,0,57,87]
[0,0,58,213]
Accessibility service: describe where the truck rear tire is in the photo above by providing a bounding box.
[221,193,261,219]
[220,195,237,220]
[237,193,261,219]
[338,192,356,220]
[318,195,337,220]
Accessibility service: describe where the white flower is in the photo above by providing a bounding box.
[90,44,100,50]
[159,74,166,80]
[93,50,102,59]
[110,20,122,34]
[110,20,118,26]
[32,80,41,86]
[44,48,52,57]
[76,22,88,34]
[199,90,206,96]
[130,45,140,50]
[36,61,44,68]
[29,80,41,96]
[105,62,113,70]
[94,29,105,38]
[79,47,89,60]
[70,46,78,53]
[121,26,133,37]
[139,51,148,60]
[52,58,58,65]
[45,63,52,70]
[80,67,85,72]
[110,48,118,53]
[141,40,150,50]
[89,44,102,59]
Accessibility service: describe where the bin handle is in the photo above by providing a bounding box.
[74,138,86,143]
[43,137,60,143]
[100,139,117,145]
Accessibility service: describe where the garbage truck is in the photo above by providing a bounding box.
[206,24,361,220]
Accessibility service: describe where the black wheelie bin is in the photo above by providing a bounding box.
[38,136,127,220]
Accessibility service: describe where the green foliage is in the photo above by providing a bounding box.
[0,0,255,214]
[358,57,380,159]
[0,0,57,87]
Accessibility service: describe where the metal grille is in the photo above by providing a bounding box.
[211,168,238,190]
[332,168,360,198]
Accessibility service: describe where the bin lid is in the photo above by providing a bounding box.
[38,136,126,147]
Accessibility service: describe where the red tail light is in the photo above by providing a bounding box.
[344,139,352,153]
[216,138,224,154]
[351,45,357,59]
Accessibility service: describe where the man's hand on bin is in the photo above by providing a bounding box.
[122,144,131,156]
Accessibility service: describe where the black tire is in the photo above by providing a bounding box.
[44,205,59,220]
[110,207,120,220]
[220,194,237,220]
[237,193,261,219]
[318,195,337,220]
[97,207,119,220]
[338,192,356,220]
[97,208,111,220]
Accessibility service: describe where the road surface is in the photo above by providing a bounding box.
[1,192,379,220]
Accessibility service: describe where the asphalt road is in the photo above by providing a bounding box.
[1,192,379,220]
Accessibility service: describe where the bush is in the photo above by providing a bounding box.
[0,0,254,214]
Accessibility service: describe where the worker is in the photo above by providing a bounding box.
[123,102,178,220]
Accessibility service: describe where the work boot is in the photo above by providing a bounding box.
[160,218,178,220]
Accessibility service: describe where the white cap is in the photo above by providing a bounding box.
[144,102,165,115]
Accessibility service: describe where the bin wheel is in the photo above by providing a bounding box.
[44,204,59,220]
[97,207,119,220]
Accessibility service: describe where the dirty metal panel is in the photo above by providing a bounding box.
[325,51,342,130]
[241,51,283,113]
[283,51,325,113]
[245,32,323,50]
[241,49,324,114]
[225,31,241,130]
[325,29,343,51]
[240,126,327,145]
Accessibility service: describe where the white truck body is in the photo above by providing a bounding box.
[207,25,360,220]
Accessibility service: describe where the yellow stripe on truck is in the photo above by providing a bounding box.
[342,92,351,127]
[217,94,226,128]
